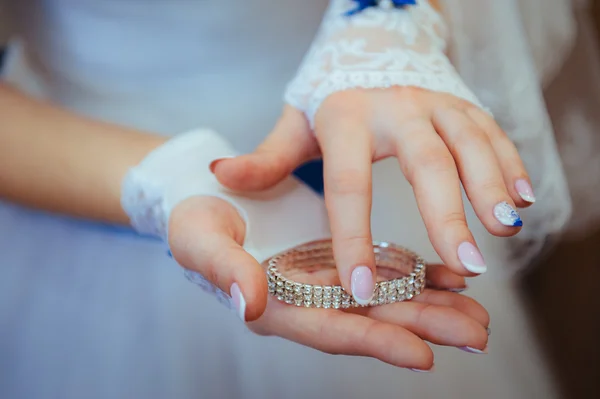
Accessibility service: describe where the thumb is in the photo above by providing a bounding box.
[168,196,268,322]
[212,106,319,191]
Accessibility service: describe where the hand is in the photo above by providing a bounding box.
[211,88,535,303]
[169,195,490,371]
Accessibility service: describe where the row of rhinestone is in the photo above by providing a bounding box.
[265,241,426,309]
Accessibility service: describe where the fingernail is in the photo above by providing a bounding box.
[448,285,468,293]
[410,365,435,373]
[209,156,235,174]
[493,202,523,227]
[459,346,488,354]
[351,266,375,306]
[515,179,536,203]
[487,327,491,336]
[230,283,246,322]
[457,242,487,274]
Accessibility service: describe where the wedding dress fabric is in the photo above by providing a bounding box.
[1,0,594,398]
[285,0,484,124]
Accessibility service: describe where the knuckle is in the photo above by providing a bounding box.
[440,211,468,229]
[407,136,453,166]
[455,127,489,149]
[436,212,469,247]
[479,179,505,193]
[320,91,366,118]
[412,302,431,327]
[410,149,455,179]
[328,169,370,196]
[391,86,429,104]
[338,234,374,262]
[341,234,372,247]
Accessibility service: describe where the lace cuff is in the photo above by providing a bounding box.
[120,129,254,312]
[285,0,485,126]
[121,129,332,312]
[121,129,246,241]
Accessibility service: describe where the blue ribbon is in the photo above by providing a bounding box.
[346,0,417,16]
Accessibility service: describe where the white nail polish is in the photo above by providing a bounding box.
[459,346,488,354]
[493,202,523,227]
[457,242,487,274]
[515,179,536,203]
[230,283,246,322]
[351,266,375,306]
[519,192,536,203]
[409,366,435,373]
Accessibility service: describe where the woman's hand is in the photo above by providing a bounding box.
[169,195,490,371]
[211,88,535,304]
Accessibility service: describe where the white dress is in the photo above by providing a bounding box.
[3,0,594,398]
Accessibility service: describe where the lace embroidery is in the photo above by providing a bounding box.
[285,0,485,126]
[121,169,169,240]
[184,269,235,310]
[121,130,242,308]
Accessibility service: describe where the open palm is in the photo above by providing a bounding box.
[248,263,489,371]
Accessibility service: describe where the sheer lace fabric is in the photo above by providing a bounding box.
[285,0,484,126]
[442,0,578,272]
[286,0,587,273]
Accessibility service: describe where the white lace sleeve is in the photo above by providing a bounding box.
[121,129,331,312]
[285,0,485,125]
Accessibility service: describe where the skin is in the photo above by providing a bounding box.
[1,82,489,370]
[213,89,533,295]
[210,1,535,302]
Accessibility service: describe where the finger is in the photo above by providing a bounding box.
[363,297,489,352]
[395,120,485,276]
[317,117,376,306]
[253,302,435,371]
[213,105,319,191]
[433,108,523,235]
[466,108,536,207]
[425,264,467,291]
[168,196,268,322]
[412,289,490,328]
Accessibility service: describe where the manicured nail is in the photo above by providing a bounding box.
[410,365,435,373]
[230,283,246,322]
[459,346,488,354]
[457,242,487,274]
[351,266,375,306]
[448,285,468,293]
[209,156,235,174]
[515,179,536,203]
[493,202,523,227]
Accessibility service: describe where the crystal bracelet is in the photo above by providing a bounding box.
[264,239,426,309]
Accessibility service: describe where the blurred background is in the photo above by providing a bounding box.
[0,2,598,399]
[518,3,600,398]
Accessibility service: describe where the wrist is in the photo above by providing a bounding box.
[120,129,245,240]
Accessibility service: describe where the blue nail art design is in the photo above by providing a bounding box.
[493,202,523,227]
[345,0,417,16]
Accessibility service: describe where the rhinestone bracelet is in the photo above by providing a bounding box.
[264,239,426,309]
